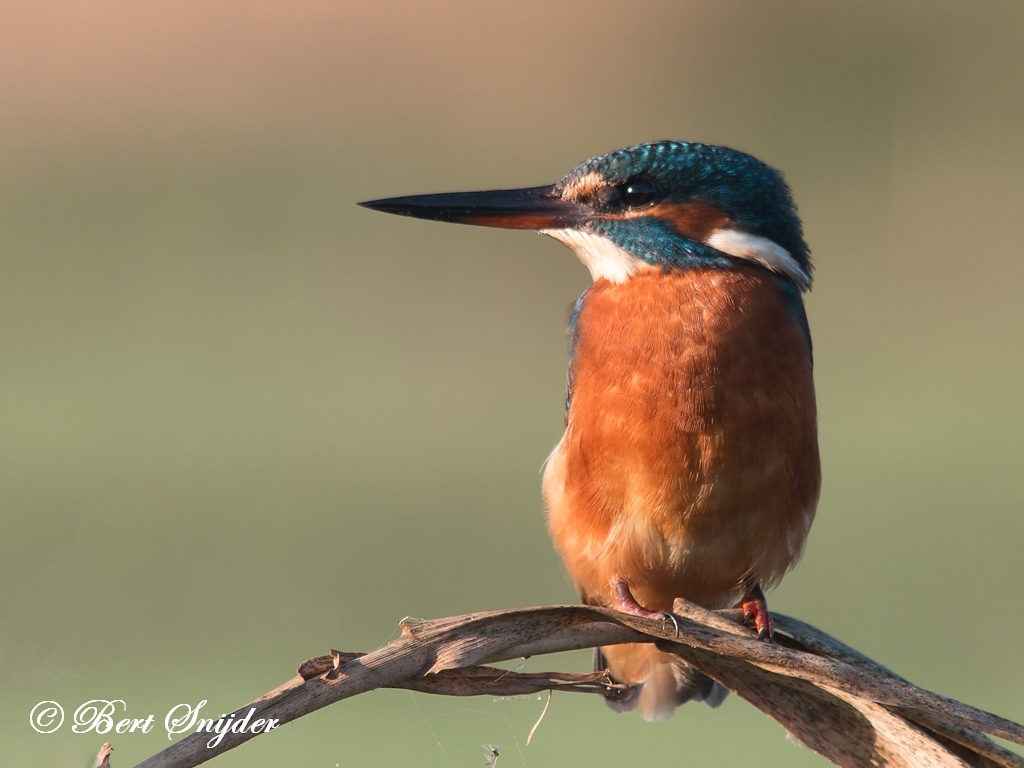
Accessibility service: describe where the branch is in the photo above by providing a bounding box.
[121,601,1024,768]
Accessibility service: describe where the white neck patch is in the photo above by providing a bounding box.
[541,226,810,289]
[706,228,810,291]
[540,229,648,283]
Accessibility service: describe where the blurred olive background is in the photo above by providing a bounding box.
[2,1,1022,766]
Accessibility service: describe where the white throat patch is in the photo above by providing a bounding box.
[540,229,647,283]
[706,229,810,291]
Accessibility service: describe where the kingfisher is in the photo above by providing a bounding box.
[360,141,820,721]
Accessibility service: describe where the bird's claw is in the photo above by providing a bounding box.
[738,584,774,642]
[610,580,680,636]
[656,611,680,637]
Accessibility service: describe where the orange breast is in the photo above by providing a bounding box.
[542,265,820,612]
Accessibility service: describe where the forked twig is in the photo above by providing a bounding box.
[118,601,1023,768]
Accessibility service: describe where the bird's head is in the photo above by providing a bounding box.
[360,141,810,290]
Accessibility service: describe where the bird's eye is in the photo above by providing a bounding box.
[619,178,659,207]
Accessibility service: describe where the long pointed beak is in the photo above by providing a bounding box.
[358,184,588,230]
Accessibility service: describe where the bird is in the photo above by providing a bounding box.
[359,141,820,722]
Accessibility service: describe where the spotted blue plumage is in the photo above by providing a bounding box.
[593,217,736,272]
[556,141,811,281]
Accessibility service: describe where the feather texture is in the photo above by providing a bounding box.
[544,264,820,718]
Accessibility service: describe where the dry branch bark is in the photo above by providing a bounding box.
[124,602,1024,768]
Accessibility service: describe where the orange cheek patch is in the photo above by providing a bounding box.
[637,202,732,241]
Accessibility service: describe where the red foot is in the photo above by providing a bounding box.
[736,583,774,642]
[611,580,679,636]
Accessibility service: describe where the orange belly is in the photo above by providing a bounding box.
[543,265,820,613]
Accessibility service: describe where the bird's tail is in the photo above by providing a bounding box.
[595,644,728,721]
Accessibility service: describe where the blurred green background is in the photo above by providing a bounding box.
[1,1,1022,766]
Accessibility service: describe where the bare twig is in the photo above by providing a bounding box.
[124,602,1024,768]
